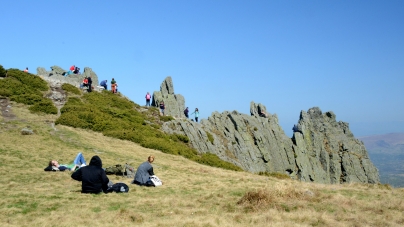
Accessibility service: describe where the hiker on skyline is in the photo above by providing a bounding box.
[111,78,117,93]
[87,76,93,92]
[80,76,88,89]
[145,92,151,107]
[184,107,189,118]
[100,80,108,90]
[191,108,199,122]
[24,67,28,73]
[71,155,110,194]
[132,155,157,187]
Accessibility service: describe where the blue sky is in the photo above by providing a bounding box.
[1,0,403,137]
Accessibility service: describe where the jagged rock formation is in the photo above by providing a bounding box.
[36,66,99,88]
[292,107,379,184]
[152,77,186,118]
[162,101,380,184]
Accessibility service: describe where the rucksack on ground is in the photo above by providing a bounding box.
[105,164,124,175]
[124,163,136,178]
[107,182,129,193]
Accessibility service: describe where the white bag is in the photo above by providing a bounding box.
[149,175,162,187]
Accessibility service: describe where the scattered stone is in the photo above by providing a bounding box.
[21,128,34,135]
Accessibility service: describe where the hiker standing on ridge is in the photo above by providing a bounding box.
[191,108,199,122]
[184,107,189,118]
[87,76,93,92]
[145,92,151,107]
[111,78,117,93]
[159,101,165,116]
[23,67,28,73]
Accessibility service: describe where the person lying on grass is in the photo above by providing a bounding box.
[44,152,87,171]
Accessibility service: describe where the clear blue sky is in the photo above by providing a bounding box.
[1,0,403,137]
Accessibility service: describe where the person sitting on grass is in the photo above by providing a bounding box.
[45,152,87,171]
[132,155,157,187]
[71,155,110,194]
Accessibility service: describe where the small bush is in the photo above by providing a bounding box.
[192,153,242,171]
[0,65,5,77]
[206,131,214,144]
[61,83,81,95]
[29,100,58,114]
[10,94,44,105]
[175,134,189,143]
[160,115,174,122]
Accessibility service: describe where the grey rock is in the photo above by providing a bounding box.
[21,128,34,135]
[152,77,186,118]
[160,76,175,95]
[36,67,49,76]
[162,102,380,184]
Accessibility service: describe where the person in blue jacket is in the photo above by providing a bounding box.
[191,108,199,122]
[100,80,108,90]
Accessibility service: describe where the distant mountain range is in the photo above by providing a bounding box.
[360,133,404,187]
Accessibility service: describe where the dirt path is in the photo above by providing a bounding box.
[0,97,16,121]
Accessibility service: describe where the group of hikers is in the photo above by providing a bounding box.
[99,78,118,93]
[145,92,200,122]
[46,153,160,194]
[79,77,118,93]
[64,65,81,76]
[184,107,200,122]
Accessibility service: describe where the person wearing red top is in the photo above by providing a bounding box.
[65,65,75,76]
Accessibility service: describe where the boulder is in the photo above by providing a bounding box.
[21,128,34,135]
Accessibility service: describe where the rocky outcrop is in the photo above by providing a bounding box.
[162,102,380,184]
[291,107,379,184]
[152,77,186,118]
[36,66,99,89]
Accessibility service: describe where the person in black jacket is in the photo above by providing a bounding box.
[87,76,93,92]
[71,155,109,193]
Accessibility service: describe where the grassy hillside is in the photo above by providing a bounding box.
[1,96,404,226]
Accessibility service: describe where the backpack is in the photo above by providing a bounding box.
[124,163,136,178]
[105,164,124,176]
[107,183,129,193]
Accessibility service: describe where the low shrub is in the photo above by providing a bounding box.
[175,134,189,143]
[61,83,81,95]
[160,115,174,122]
[206,131,214,144]
[0,65,5,77]
[29,100,58,115]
